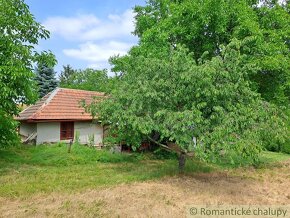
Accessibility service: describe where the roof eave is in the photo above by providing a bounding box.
[25,119,94,123]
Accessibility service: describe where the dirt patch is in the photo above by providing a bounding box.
[1,161,289,218]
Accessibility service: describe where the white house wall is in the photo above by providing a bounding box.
[37,122,60,145]
[74,121,103,145]
[19,122,37,137]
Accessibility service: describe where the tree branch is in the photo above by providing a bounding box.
[147,136,179,153]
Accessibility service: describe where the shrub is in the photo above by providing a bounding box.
[281,141,290,154]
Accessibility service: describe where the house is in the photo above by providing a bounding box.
[16,88,105,145]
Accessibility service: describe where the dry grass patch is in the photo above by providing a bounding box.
[1,160,289,218]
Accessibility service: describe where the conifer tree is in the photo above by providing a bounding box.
[35,63,58,97]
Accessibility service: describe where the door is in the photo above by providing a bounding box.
[60,122,74,140]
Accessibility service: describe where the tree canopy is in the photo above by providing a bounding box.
[0,0,55,145]
[133,0,290,104]
[59,66,119,93]
[59,65,76,87]
[89,0,289,169]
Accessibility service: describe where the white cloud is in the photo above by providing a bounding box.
[63,41,133,67]
[87,63,106,69]
[43,10,135,41]
[43,9,137,71]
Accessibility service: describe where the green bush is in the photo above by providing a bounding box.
[281,141,290,154]
[281,108,290,154]
[263,141,281,152]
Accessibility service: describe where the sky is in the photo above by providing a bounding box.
[25,0,145,75]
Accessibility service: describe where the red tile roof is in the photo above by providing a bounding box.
[16,88,104,122]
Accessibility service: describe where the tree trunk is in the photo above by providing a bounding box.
[178,152,186,173]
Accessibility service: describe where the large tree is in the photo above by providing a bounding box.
[133,0,290,104]
[0,0,55,146]
[90,42,288,170]
[35,62,58,97]
[89,0,289,170]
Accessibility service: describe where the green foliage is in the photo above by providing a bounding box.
[0,112,19,147]
[59,67,118,93]
[133,0,290,104]
[281,109,290,154]
[35,62,58,97]
[88,0,290,166]
[0,0,54,146]
[281,142,290,154]
[59,64,76,86]
[91,40,289,165]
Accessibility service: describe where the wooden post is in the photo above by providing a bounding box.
[68,139,73,153]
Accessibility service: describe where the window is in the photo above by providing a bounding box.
[60,122,74,140]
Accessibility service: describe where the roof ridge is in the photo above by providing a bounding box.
[30,88,60,119]
[58,87,105,94]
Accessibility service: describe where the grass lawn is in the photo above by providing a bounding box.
[259,150,290,163]
[0,144,289,198]
[0,144,289,217]
[0,143,213,198]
